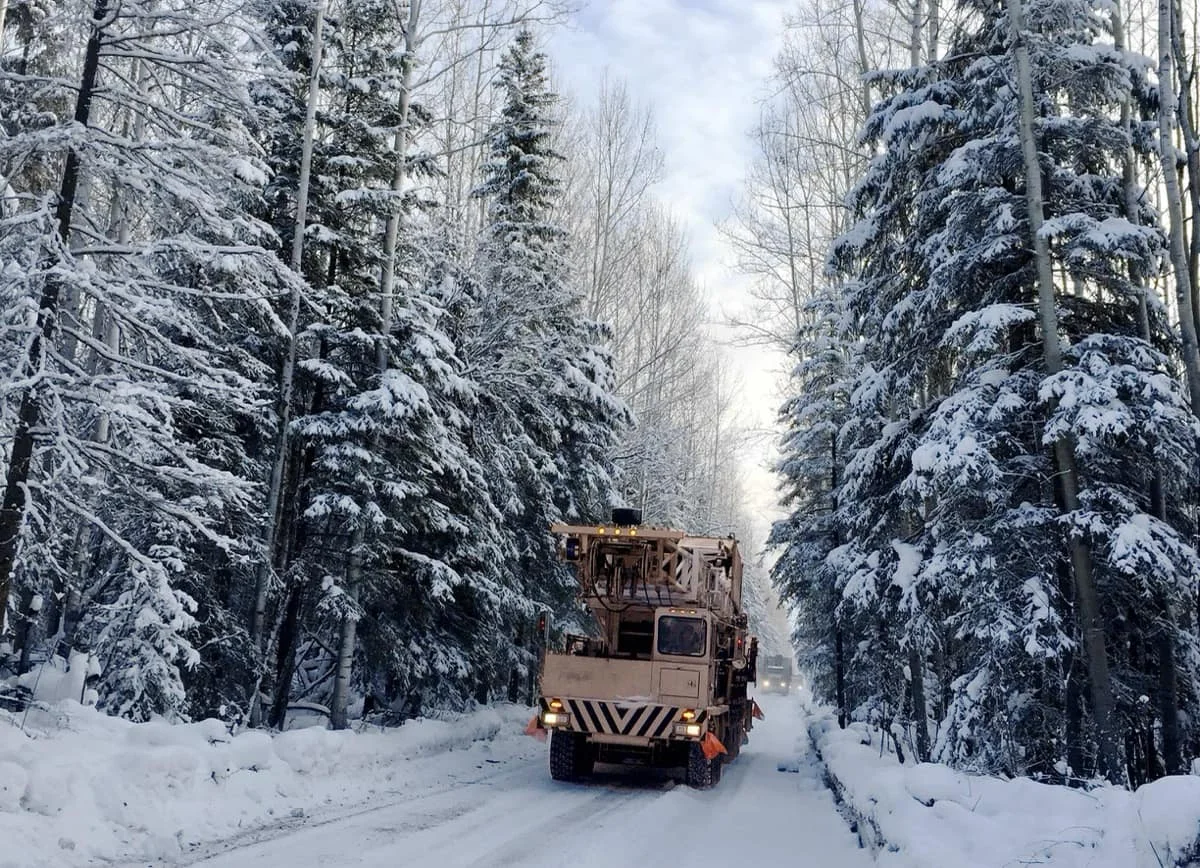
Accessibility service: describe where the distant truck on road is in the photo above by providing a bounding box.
[533,509,759,788]
[758,654,793,694]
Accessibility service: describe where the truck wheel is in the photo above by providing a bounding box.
[685,741,715,789]
[725,722,742,761]
[549,730,593,781]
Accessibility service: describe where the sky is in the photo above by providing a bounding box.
[545,0,795,534]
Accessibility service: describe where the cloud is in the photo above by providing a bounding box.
[548,0,787,233]
[546,0,793,524]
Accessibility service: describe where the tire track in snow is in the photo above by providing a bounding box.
[116,747,541,867]
[466,771,677,867]
[136,696,873,868]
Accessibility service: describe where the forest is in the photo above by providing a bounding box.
[0,0,771,730]
[3,0,1200,795]
[757,0,1200,786]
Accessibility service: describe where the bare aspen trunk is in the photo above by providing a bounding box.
[835,625,847,728]
[830,437,847,729]
[1158,0,1200,412]
[909,0,922,67]
[927,0,939,61]
[330,0,422,732]
[0,0,108,635]
[1007,0,1122,783]
[329,596,358,730]
[1172,1,1200,298]
[251,0,325,688]
[1114,2,1187,775]
[852,0,872,117]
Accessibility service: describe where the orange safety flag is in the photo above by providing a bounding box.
[752,700,765,720]
[701,731,727,760]
[524,715,547,741]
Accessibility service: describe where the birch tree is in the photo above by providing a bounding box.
[0,0,293,718]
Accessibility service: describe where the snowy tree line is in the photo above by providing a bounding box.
[753,0,1200,785]
[0,0,757,729]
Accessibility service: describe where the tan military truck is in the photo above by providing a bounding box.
[534,510,759,788]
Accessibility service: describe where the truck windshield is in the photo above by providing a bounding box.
[657,616,707,657]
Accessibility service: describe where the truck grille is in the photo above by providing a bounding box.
[540,699,704,738]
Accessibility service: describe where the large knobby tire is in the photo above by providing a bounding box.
[549,730,593,782]
[686,740,716,789]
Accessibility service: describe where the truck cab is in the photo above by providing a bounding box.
[759,654,793,694]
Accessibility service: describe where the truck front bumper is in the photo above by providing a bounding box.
[538,697,710,741]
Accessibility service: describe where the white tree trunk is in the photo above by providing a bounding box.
[330,0,421,732]
[926,0,939,61]
[1158,0,1200,412]
[1006,0,1122,783]
[852,0,872,117]
[250,0,325,725]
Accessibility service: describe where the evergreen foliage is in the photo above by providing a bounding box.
[0,8,642,729]
[770,0,1200,783]
[468,29,626,699]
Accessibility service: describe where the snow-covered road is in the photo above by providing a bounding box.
[162,695,871,868]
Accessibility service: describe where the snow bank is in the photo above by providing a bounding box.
[1,700,534,867]
[809,710,1200,868]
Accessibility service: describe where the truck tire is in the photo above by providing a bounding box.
[725,721,742,762]
[549,730,593,781]
[685,741,716,789]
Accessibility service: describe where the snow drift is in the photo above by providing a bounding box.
[809,710,1200,867]
[1,701,534,867]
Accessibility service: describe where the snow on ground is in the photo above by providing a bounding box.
[173,691,871,868]
[1,701,537,868]
[16,685,1193,868]
[809,697,1200,868]
[3,689,872,867]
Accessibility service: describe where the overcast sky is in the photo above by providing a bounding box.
[546,0,795,533]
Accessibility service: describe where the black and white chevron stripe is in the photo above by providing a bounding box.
[540,698,706,737]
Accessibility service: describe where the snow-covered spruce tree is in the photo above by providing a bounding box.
[240,0,334,727]
[769,287,860,727]
[824,0,1199,779]
[276,0,511,726]
[467,28,625,703]
[304,233,521,720]
[0,0,292,719]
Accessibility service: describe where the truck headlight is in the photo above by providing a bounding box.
[762,679,770,688]
[541,711,570,727]
[673,722,703,738]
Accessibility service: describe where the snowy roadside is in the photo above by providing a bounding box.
[0,701,538,868]
[807,705,1200,868]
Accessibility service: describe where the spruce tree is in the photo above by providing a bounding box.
[775,0,1200,779]
[469,28,625,701]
